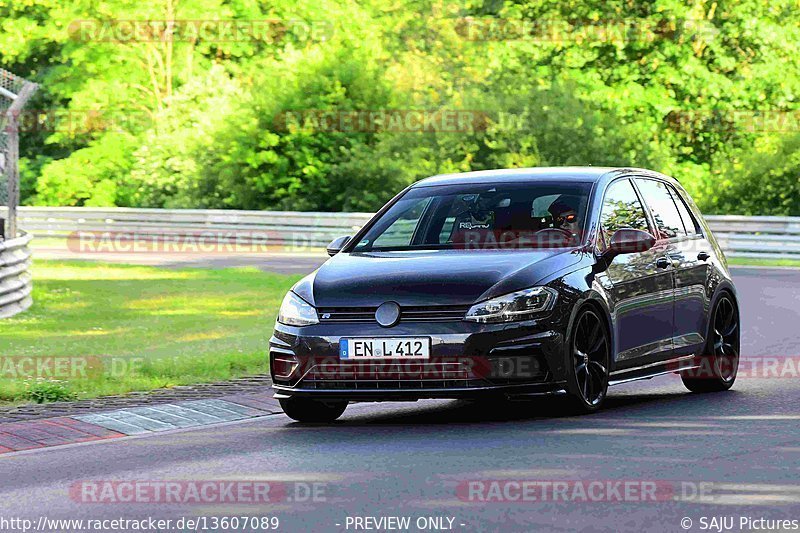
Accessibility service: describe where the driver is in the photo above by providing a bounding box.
[548,196,581,235]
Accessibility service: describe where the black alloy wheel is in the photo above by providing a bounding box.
[682,294,739,392]
[566,308,610,413]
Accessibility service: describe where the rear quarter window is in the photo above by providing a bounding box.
[634,178,687,240]
[670,186,702,236]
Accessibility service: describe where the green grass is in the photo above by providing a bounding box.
[0,260,299,403]
[728,257,800,268]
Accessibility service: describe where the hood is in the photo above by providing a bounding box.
[293,249,583,308]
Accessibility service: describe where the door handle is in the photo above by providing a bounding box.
[697,252,710,261]
[656,257,670,269]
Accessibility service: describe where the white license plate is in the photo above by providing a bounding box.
[340,337,430,360]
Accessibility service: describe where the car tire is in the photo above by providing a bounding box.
[681,293,739,393]
[564,307,610,414]
[279,398,348,423]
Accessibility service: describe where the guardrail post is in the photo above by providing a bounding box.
[5,111,19,238]
[1,71,38,240]
[0,231,33,318]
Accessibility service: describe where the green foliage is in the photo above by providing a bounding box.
[34,132,136,206]
[24,380,78,403]
[2,0,800,214]
[711,134,800,215]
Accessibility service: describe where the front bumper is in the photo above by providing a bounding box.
[269,316,568,401]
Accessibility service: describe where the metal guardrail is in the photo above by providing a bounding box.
[705,215,800,260]
[0,231,32,318]
[2,207,800,260]
[5,206,372,248]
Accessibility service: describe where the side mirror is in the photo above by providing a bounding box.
[326,235,351,256]
[607,228,656,256]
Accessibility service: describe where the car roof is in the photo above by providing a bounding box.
[412,167,667,188]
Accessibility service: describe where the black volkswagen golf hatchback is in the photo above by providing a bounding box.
[270,167,739,421]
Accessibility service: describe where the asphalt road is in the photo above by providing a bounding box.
[0,267,798,532]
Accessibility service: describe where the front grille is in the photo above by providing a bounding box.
[401,306,470,322]
[318,305,470,323]
[318,307,374,322]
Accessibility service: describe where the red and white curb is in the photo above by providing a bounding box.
[0,393,281,454]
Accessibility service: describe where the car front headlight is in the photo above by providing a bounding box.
[464,286,557,323]
[277,291,319,326]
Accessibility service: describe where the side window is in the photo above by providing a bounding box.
[670,186,701,236]
[634,179,686,239]
[598,179,650,251]
[532,195,560,218]
[372,197,430,248]
[438,216,456,242]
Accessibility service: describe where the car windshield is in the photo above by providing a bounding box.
[352,181,592,252]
